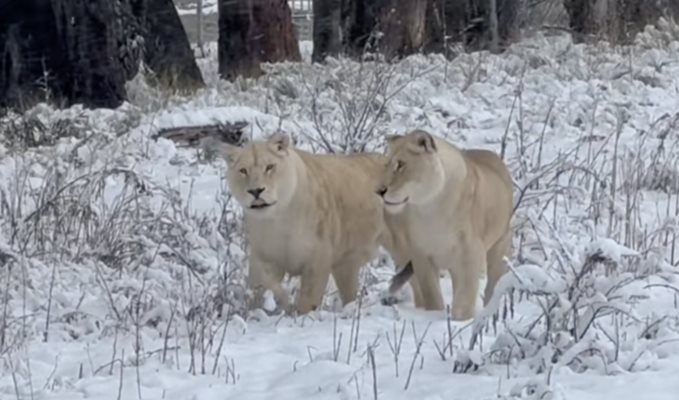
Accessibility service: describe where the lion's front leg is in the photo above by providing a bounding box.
[448,239,486,321]
[296,251,332,314]
[412,254,444,311]
[408,267,426,308]
[247,254,289,312]
[331,254,363,306]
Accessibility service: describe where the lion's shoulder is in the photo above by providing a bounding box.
[462,148,512,189]
[291,150,385,209]
[295,150,385,181]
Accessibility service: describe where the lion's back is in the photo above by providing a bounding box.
[295,150,386,249]
[463,149,513,208]
[460,148,514,245]
[298,150,385,202]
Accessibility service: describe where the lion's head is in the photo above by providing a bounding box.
[377,130,446,213]
[218,134,298,218]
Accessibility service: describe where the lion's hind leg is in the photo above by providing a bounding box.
[484,231,512,306]
[449,239,486,321]
[331,253,363,307]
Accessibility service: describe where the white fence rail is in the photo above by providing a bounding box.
[289,0,313,12]
[178,0,315,44]
[288,0,314,40]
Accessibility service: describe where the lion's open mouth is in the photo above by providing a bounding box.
[384,197,408,206]
[249,201,275,210]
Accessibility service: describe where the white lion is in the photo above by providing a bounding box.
[377,130,514,320]
[210,134,392,314]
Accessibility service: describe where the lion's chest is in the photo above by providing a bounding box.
[246,220,319,275]
[407,212,461,257]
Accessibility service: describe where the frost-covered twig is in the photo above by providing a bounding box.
[385,320,406,375]
[404,321,431,391]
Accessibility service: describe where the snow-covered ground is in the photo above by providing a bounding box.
[2,22,679,399]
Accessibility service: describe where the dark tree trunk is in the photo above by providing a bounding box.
[438,0,520,52]
[341,0,386,57]
[311,0,343,62]
[563,0,600,41]
[218,0,258,80]
[0,0,142,109]
[375,0,430,60]
[311,0,521,62]
[617,0,679,42]
[314,0,427,61]
[1,0,202,110]
[252,0,301,63]
[136,0,204,90]
[218,0,301,81]
[565,0,678,44]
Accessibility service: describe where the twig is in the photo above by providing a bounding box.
[212,307,232,375]
[385,320,406,376]
[404,322,431,390]
[162,306,176,365]
[43,261,57,342]
[117,349,125,400]
[367,345,378,400]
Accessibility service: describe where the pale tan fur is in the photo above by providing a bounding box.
[377,130,514,320]
[214,134,393,315]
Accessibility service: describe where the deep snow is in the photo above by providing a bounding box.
[2,21,679,400]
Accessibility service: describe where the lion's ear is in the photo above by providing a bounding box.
[267,133,290,154]
[412,130,437,153]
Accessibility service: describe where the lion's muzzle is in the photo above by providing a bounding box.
[247,187,265,199]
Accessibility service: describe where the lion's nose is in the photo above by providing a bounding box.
[247,187,265,198]
[376,186,387,197]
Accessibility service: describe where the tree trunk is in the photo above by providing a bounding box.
[312,0,521,62]
[197,0,205,56]
[138,0,204,90]
[1,0,203,110]
[447,0,521,52]
[311,0,343,62]
[564,0,602,41]
[218,0,301,81]
[0,0,143,110]
[565,0,677,44]
[320,0,435,61]
[314,0,430,60]
[376,0,430,60]
[619,0,678,41]
[489,0,500,53]
[341,0,386,57]
[421,0,466,56]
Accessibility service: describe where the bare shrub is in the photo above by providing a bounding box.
[0,117,250,378]
[260,56,437,154]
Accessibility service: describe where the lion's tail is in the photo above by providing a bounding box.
[388,261,414,294]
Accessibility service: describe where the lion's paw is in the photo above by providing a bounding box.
[379,290,402,306]
[452,349,483,374]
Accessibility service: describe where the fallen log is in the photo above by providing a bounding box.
[153,121,248,147]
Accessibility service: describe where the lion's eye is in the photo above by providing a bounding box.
[396,160,405,171]
[265,164,275,173]
[239,168,248,175]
